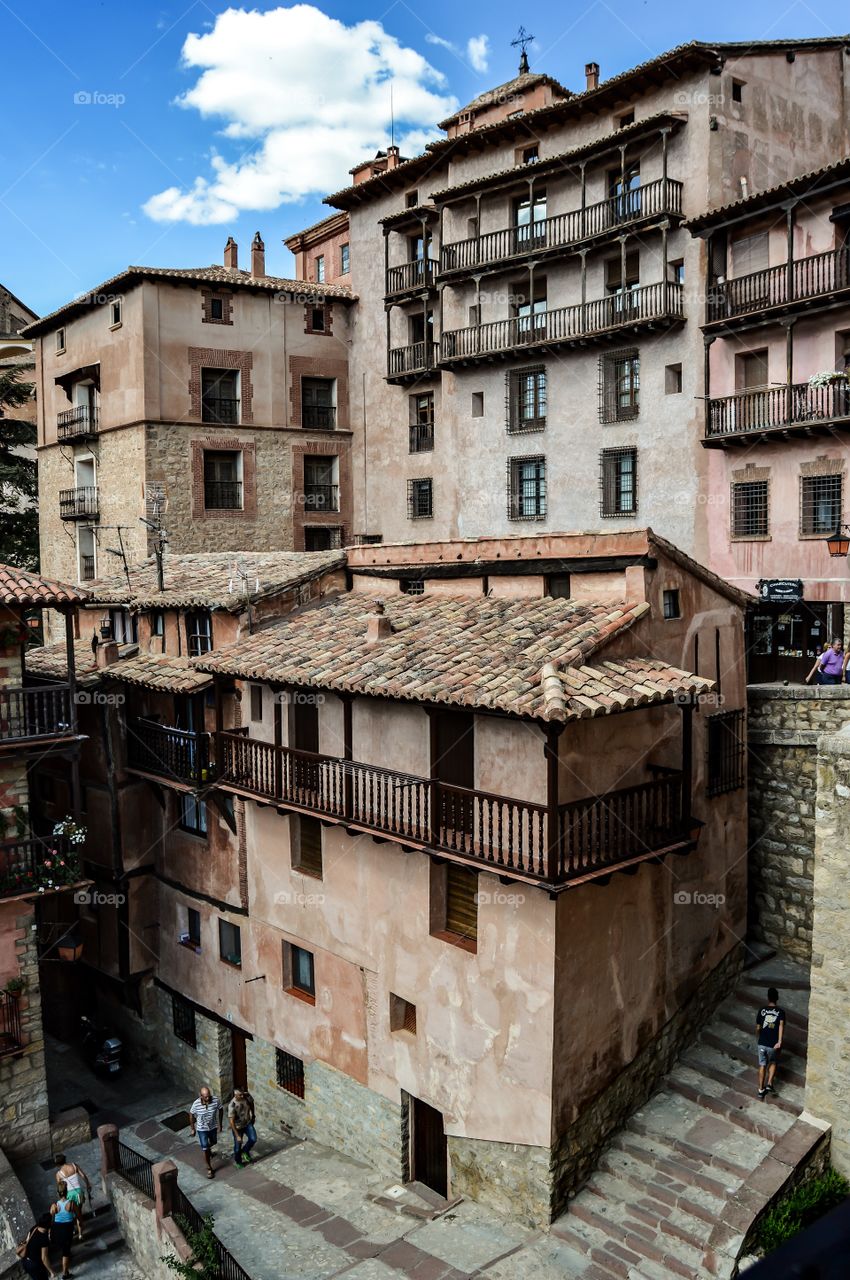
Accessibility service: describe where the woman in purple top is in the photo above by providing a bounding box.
[806,638,844,685]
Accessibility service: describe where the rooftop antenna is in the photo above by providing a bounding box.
[390,83,395,149]
[229,559,258,633]
[511,26,534,75]
[98,525,134,594]
[139,498,169,593]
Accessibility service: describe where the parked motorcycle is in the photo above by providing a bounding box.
[80,1015,123,1076]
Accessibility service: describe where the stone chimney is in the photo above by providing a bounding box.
[585,62,600,91]
[365,600,393,647]
[95,639,121,670]
[385,146,401,172]
[224,236,238,270]
[251,232,265,278]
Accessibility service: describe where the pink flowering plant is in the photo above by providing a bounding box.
[0,816,85,896]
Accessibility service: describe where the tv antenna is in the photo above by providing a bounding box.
[228,559,260,633]
[139,499,170,593]
[511,26,534,74]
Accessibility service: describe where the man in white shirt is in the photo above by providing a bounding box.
[189,1085,222,1178]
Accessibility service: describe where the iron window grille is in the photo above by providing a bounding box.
[203,450,242,510]
[599,447,638,517]
[407,478,433,519]
[800,474,842,536]
[731,481,769,538]
[172,995,196,1048]
[599,349,640,423]
[200,369,240,425]
[507,455,547,520]
[304,526,343,550]
[707,708,746,796]
[400,579,424,595]
[507,366,547,433]
[276,1048,305,1098]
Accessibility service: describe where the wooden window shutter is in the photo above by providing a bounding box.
[445,864,478,941]
[295,815,323,877]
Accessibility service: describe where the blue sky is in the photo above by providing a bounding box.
[2,0,849,316]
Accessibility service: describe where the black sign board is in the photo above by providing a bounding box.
[757,579,804,604]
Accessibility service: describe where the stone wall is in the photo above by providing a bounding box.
[747,685,850,963]
[0,905,50,1162]
[148,984,232,1101]
[448,1135,550,1225]
[806,723,850,1174]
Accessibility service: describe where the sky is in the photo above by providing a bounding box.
[2,0,849,317]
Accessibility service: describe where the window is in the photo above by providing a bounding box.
[310,307,326,332]
[547,574,570,599]
[407,478,433,520]
[514,282,547,338]
[187,908,201,948]
[210,297,224,321]
[78,526,96,583]
[303,455,339,513]
[301,377,336,429]
[468,304,480,327]
[340,243,350,274]
[283,941,315,998]
[736,348,769,391]
[522,145,539,165]
[150,610,165,639]
[731,233,768,279]
[608,167,641,220]
[669,259,685,286]
[606,251,640,312]
[665,363,683,394]
[663,589,681,620]
[219,919,242,967]
[707,708,746,796]
[109,608,137,644]
[179,794,208,836]
[276,1048,305,1097]
[400,578,424,595]
[186,610,213,656]
[731,480,769,538]
[250,684,263,722]
[409,391,434,452]
[315,255,325,283]
[471,392,484,417]
[513,191,547,245]
[617,110,635,128]
[508,455,547,520]
[304,526,343,550]
[443,864,478,946]
[405,190,419,208]
[110,300,122,327]
[800,474,842,536]
[599,349,640,422]
[172,994,196,1048]
[203,450,242,510]
[56,328,66,352]
[389,993,417,1034]
[600,447,638,517]
[731,79,744,103]
[292,815,323,878]
[508,367,547,433]
[201,368,239,424]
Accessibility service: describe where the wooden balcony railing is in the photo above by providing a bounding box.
[59,486,99,520]
[707,246,850,322]
[0,835,79,900]
[386,258,439,296]
[0,685,73,744]
[127,719,211,786]
[441,282,683,363]
[388,341,440,379]
[217,732,689,885]
[409,422,434,452]
[0,991,22,1057]
[57,405,98,440]
[706,381,850,441]
[440,179,684,276]
[303,483,339,512]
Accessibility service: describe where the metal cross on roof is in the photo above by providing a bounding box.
[511,26,534,74]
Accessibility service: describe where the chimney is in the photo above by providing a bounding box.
[385,146,400,172]
[365,600,393,647]
[224,236,238,270]
[95,639,121,670]
[585,62,599,91]
[251,232,265,278]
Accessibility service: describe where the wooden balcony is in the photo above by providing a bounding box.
[441,283,684,366]
[705,246,850,329]
[387,341,440,384]
[216,731,691,888]
[127,719,211,788]
[0,835,80,902]
[0,685,74,748]
[57,405,98,441]
[385,258,439,299]
[704,381,850,447]
[440,178,684,280]
[59,486,99,521]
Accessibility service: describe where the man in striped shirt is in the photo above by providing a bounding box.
[189,1086,222,1178]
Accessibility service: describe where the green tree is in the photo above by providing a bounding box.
[0,365,38,569]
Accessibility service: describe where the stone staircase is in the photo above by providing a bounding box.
[551,955,828,1279]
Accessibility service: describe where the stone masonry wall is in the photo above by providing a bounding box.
[147,985,232,1101]
[747,685,850,963]
[108,1173,179,1280]
[448,1134,550,1225]
[0,905,50,1162]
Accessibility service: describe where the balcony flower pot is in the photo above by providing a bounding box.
[809,370,849,387]
[4,978,24,997]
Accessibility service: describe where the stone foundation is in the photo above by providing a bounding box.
[146,985,232,1101]
[448,1135,551,1225]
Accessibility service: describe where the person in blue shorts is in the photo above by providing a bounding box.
[756,987,786,1098]
[189,1085,222,1178]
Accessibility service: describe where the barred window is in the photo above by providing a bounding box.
[275,1048,305,1098]
[508,455,547,520]
[507,366,547,433]
[599,349,639,422]
[707,708,746,796]
[600,447,637,516]
[731,480,769,538]
[172,994,196,1048]
[800,474,842,536]
[407,478,433,519]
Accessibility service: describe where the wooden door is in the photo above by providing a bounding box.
[433,711,474,838]
[291,696,320,801]
[231,1027,248,1091]
[411,1096,447,1197]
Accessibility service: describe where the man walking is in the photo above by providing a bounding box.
[756,987,786,1098]
[228,1087,257,1166]
[189,1085,222,1178]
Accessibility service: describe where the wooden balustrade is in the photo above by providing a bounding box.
[0,685,73,744]
[0,835,77,899]
[559,773,683,881]
[388,341,440,378]
[707,245,850,322]
[706,381,850,440]
[127,719,211,786]
[386,258,439,295]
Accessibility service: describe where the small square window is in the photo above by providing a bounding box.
[663,589,681,619]
[522,146,539,165]
[471,392,484,418]
[617,110,635,128]
[283,941,315,999]
[315,255,325,283]
[407,478,433,520]
[110,300,122,327]
[291,815,323,878]
[400,578,424,595]
[172,994,196,1048]
[406,190,419,208]
[665,363,683,394]
[732,79,744,103]
[219,919,242,967]
[389,993,417,1034]
[250,684,263,722]
[56,328,66,352]
[340,244,350,274]
[276,1048,305,1097]
[547,574,570,599]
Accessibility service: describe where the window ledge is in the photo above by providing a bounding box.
[285,986,316,1005]
[219,957,242,969]
[179,939,201,954]
[431,929,477,954]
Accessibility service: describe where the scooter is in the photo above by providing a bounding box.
[80,1015,123,1076]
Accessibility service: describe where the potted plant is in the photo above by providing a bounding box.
[809,369,849,386]
[4,977,24,998]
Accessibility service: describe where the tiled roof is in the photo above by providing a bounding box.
[438,71,572,128]
[196,594,713,722]
[0,563,85,608]
[684,156,850,232]
[25,640,110,688]
[82,550,346,611]
[108,652,212,693]
[22,265,355,337]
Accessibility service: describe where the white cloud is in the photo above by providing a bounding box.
[467,35,490,74]
[143,5,459,225]
[425,34,454,53]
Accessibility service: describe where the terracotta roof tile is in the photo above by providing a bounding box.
[0,563,85,608]
[107,652,212,693]
[25,639,113,687]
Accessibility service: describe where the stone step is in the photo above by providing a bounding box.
[551,1223,641,1279]
[731,990,809,1034]
[600,1140,729,1222]
[585,1171,714,1251]
[665,1071,794,1143]
[564,1196,709,1279]
[700,1028,807,1090]
[710,1009,808,1077]
[623,1116,759,1188]
[679,1045,805,1116]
